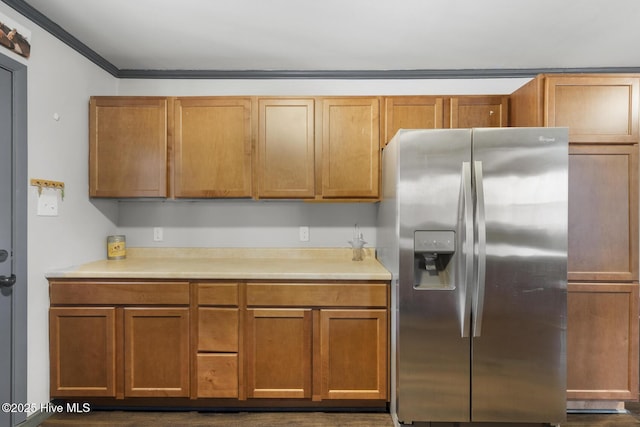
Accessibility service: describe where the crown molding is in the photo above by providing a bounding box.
[116,67,640,80]
[4,0,640,80]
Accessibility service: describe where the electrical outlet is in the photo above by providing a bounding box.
[153,227,163,242]
[299,226,309,242]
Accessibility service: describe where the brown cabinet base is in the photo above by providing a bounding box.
[50,279,390,407]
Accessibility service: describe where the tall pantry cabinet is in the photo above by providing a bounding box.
[510,74,640,403]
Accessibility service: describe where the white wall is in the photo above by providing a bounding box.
[118,200,378,249]
[0,3,119,410]
[1,1,534,409]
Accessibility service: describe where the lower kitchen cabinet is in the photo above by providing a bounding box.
[567,282,639,400]
[245,282,389,401]
[246,308,313,398]
[320,309,387,400]
[50,306,190,398]
[49,279,389,406]
[124,308,190,397]
[49,280,191,399]
[49,307,116,397]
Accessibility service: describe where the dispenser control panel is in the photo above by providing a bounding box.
[414,230,455,254]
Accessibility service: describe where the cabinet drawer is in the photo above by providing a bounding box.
[196,282,239,306]
[50,281,189,305]
[246,283,388,307]
[197,353,238,398]
[198,308,238,352]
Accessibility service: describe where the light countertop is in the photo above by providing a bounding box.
[46,247,392,281]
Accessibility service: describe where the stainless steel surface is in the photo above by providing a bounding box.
[383,129,473,423]
[470,127,567,423]
[377,127,568,425]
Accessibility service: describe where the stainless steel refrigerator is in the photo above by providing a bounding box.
[377,128,568,425]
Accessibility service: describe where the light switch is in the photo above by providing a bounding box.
[37,193,58,216]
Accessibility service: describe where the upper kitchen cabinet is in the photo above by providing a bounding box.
[547,76,639,143]
[445,96,509,128]
[382,96,444,145]
[89,97,168,197]
[256,98,315,198]
[173,97,252,198]
[511,74,640,143]
[320,98,380,199]
[381,95,508,146]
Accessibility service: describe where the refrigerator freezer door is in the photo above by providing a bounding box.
[395,129,473,423]
[470,127,568,423]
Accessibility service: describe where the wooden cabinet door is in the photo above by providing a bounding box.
[124,308,190,397]
[246,308,312,398]
[89,97,168,197]
[257,98,315,198]
[568,145,638,282]
[319,309,387,400]
[174,97,252,198]
[383,96,443,145]
[447,96,509,128]
[321,98,380,199]
[546,76,640,143]
[49,307,116,397]
[567,283,638,400]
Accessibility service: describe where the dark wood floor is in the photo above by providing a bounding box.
[38,403,640,426]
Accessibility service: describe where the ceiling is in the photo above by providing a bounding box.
[6,0,640,78]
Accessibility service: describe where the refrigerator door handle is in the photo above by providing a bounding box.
[459,162,474,337]
[472,160,487,337]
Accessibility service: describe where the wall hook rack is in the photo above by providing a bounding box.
[30,178,65,200]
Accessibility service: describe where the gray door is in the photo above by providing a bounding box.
[470,128,568,423]
[0,56,28,427]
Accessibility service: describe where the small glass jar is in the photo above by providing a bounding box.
[107,235,126,260]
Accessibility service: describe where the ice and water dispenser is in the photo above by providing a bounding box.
[414,230,455,290]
